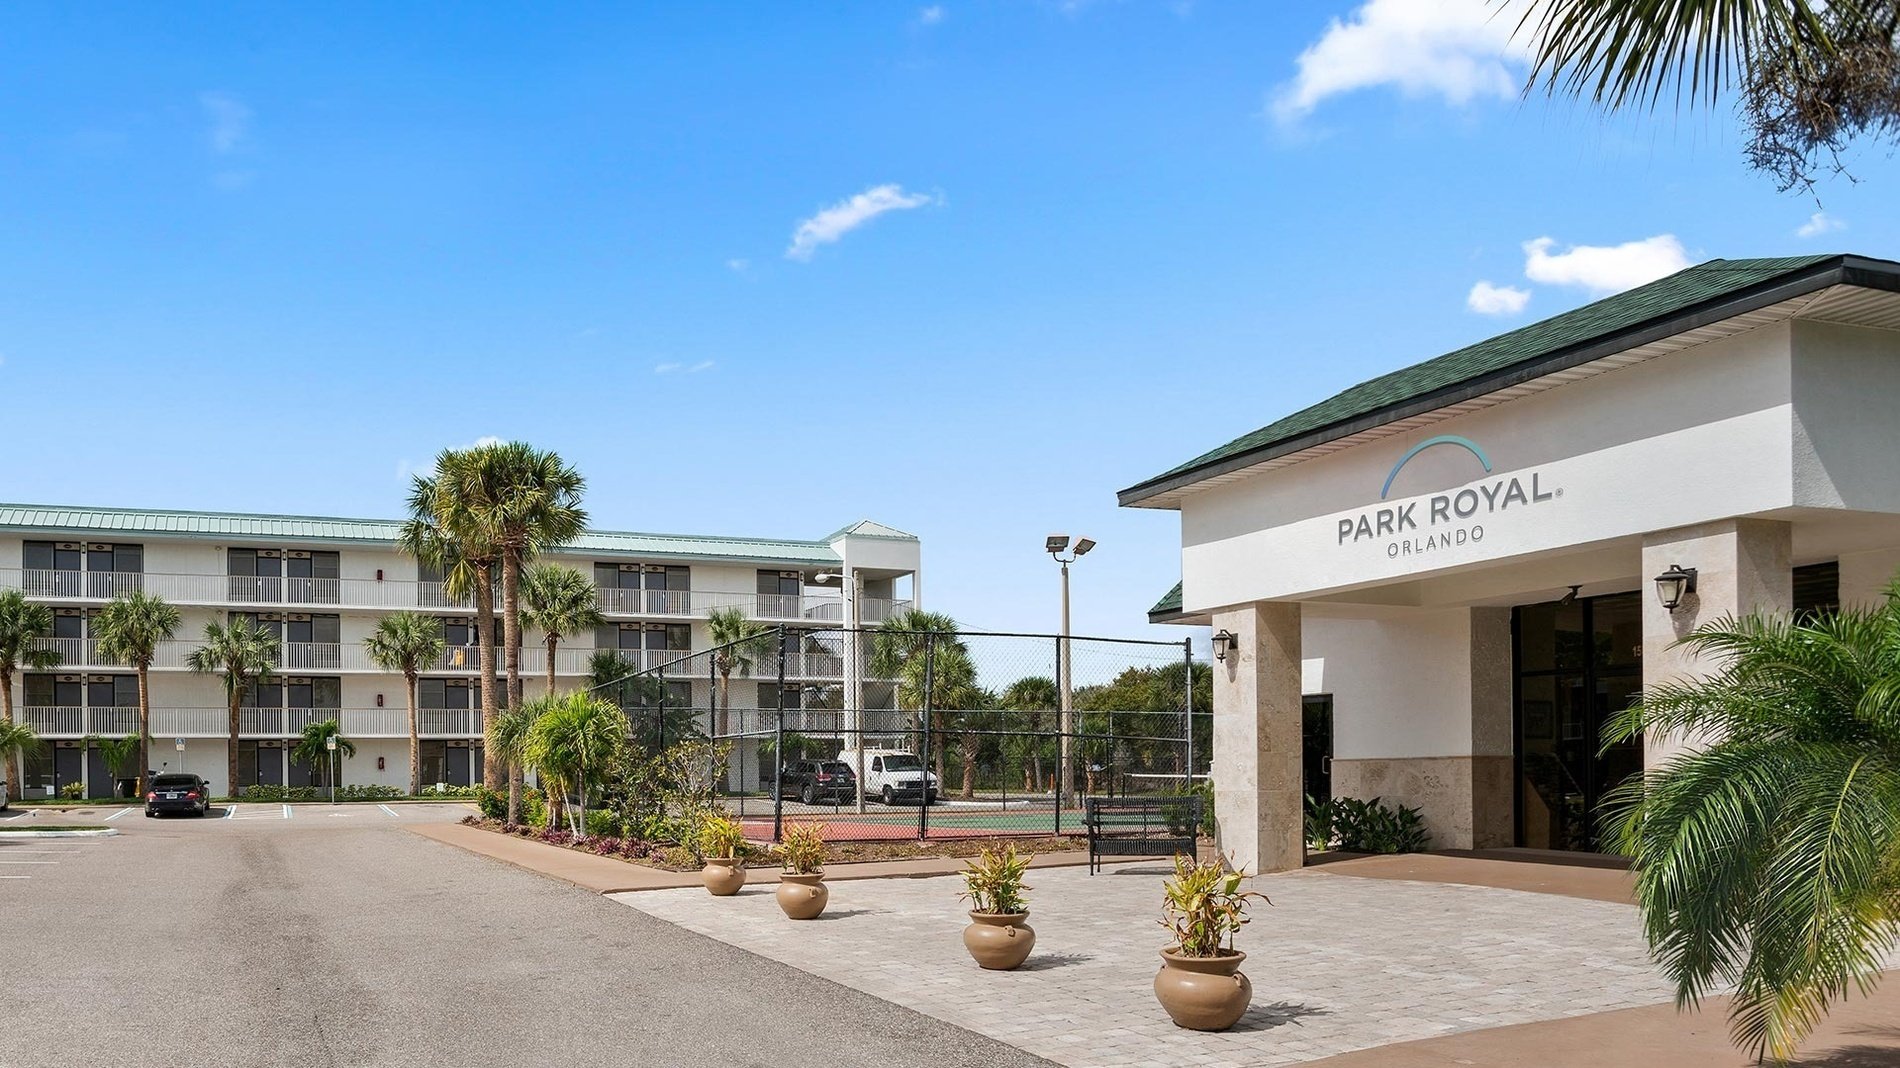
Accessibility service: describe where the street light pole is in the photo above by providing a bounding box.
[1046,535,1095,811]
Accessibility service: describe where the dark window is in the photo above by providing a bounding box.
[1794,561,1840,620]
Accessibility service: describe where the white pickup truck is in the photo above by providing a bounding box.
[845,748,939,806]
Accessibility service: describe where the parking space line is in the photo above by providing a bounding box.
[378,804,399,818]
[282,804,292,820]
[104,807,134,821]
[0,861,58,865]
[0,875,29,879]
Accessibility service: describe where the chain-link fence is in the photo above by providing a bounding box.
[588,626,1208,841]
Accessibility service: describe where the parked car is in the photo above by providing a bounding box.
[777,759,857,805]
[145,773,211,818]
[845,749,939,806]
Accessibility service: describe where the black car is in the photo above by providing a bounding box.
[777,760,857,805]
[145,773,211,818]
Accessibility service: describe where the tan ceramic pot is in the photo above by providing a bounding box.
[1153,947,1251,1031]
[776,871,829,919]
[962,911,1035,970]
[702,856,746,897]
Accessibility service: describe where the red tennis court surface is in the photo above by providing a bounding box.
[737,810,1088,841]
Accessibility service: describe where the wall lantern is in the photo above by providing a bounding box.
[375,693,385,708]
[1211,629,1238,662]
[1654,564,1698,611]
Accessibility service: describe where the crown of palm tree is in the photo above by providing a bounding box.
[1603,589,1900,1060]
[92,591,182,666]
[522,564,604,640]
[439,441,588,556]
[0,589,59,676]
[0,720,43,764]
[400,467,499,602]
[186,617,279,693]
[291,717,355,768]
[364,612,447,677]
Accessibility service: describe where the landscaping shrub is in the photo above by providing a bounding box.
[240,783,406,802]
[1304,794,1335,852]
[417,784,482,800]
[584,808,625,839]
[476,785,546,826]
[1329,796,1430,854]
[58,782,86,801]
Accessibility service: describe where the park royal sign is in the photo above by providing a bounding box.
[1335,435,1561,559]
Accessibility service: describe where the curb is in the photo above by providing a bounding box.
[0,828,119,838]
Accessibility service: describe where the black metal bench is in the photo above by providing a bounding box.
[1082,795,1201,875]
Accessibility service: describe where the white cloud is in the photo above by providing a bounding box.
[199,91,251,153]
[786,184,938,261]
[1522,235,1692,295]
[1274,0,1524,123]
[1466,280,1530,315]
[1796,211,1845,239]
[918,5,944,24]
[726,258,750,273]
[470,435,503,447]
[654,360,715,375]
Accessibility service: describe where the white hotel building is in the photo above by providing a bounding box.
[1126,253,1900,873]
[0,505,919,798]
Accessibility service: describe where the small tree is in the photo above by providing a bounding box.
[0,720,43,799]
[86,733,142,799]
[0,590,57,801]
[524,691,628,833]
[291,718,355,791]
[364,612,446,796]
[705,607,769,737]
[486,701,536,825]
[522,563,604,696]
[186,618,278,795]
[91,591,181,796]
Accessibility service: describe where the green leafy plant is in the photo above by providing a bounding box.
[1304,794,1335,852]
[59,780,85,800]
[1601,591,1900,1061]
[1161,787,1209,837]
[959,843,1032,915]
[1160,853,1270,959]
[1330,796,1430,854]
[776,821,827,874]
[697,814,746,860]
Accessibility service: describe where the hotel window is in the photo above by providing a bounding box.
[229,548,339,603]
[757,570,802,617]
[285,551,340,604]
[24,541,141,597]
[25,674,81,709]
[419,678,474,709]
[595,563,690,614]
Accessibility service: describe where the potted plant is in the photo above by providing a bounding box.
[958,843,1035,970]
[1154,853,1269,1031]
[774,821,829,919]
[697,814,747,896]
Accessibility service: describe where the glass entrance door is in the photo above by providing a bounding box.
[1513,591,1644,852]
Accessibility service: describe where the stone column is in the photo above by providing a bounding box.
[1467,607,1515,848]
[1641,518,1792,768]
[1211,601,1303,874]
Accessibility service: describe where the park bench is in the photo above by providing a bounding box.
[1081,795,1201,875]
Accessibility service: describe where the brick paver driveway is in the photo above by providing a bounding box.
[614,862,1681,1068]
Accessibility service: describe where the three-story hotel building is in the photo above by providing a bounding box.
[1,505,919,798]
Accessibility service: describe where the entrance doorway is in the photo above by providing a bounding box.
[1512,591,1644,852]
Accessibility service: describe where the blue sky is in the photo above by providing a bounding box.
[3,1,1895,647]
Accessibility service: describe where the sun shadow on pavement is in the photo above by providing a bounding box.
[1226,1002,1330,1033]
[1018,952,1093,971]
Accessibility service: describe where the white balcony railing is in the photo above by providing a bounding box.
[20,705,84,734]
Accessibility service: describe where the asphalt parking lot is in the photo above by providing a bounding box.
[0,803,1051,1068]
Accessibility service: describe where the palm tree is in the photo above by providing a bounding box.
[291,717,355,792]
[364,612,446,796]
[91,591,181,796]
[522,563,604,696]
[1512,1,1896,189]
[0,720,42,799]
[485,700,537,825]
[869,610,970,792]
[1001,675,1059,791]
[401,463,503,790]
[705,606,769,736]
[1601,588,1900,1061]
[186,617,278,795]
[440,442,587,713]
[523,691,628,834]
[0,590,57,801]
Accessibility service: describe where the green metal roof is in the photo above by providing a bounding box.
[0,503,859,565]
[1120,254,1900,506]
[1148,581,1183,621]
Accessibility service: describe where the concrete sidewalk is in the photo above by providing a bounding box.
[411,822,1095,894]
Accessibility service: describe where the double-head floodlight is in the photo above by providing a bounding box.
[1073,537,1096,557]
[1045,534,1069,554]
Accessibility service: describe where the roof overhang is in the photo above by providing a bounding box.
[1118,256,1900,510]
